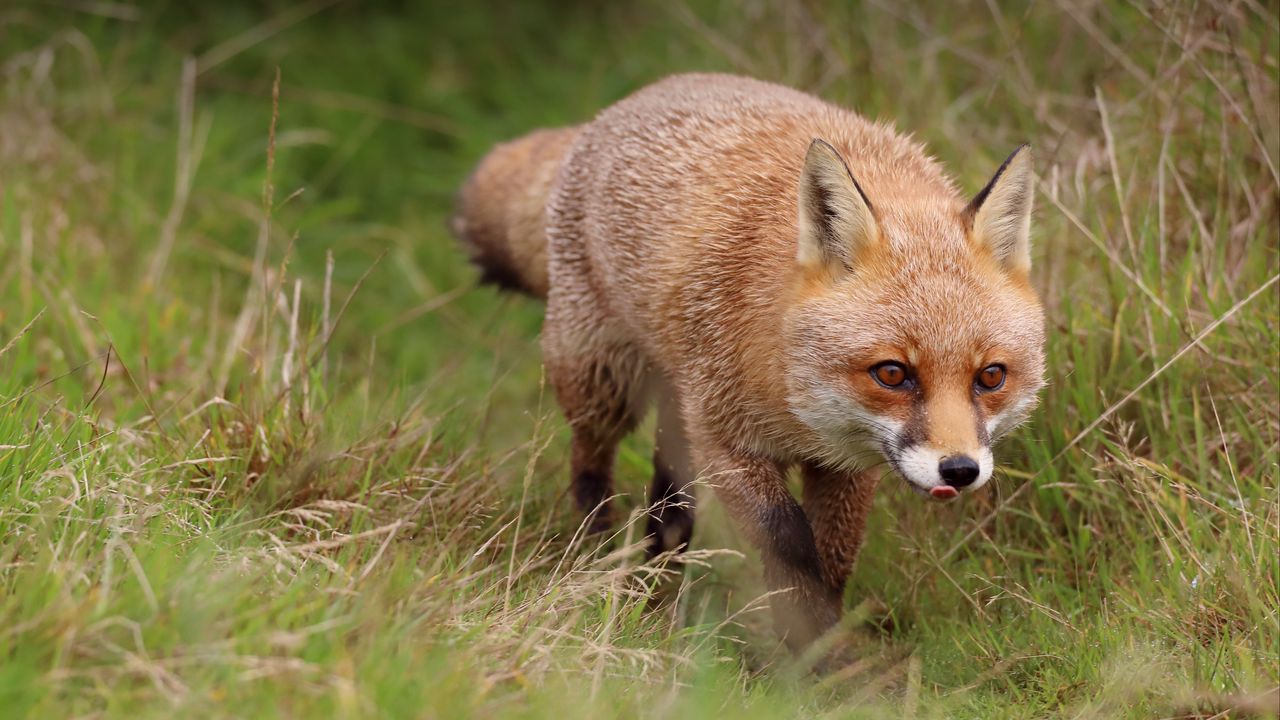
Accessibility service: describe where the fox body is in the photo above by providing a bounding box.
[453,73,1045,647]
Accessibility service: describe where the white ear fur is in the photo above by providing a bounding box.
[797,138,877,272]
[966,145,1034,273]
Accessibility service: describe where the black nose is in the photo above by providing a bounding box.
[938,455,980,487]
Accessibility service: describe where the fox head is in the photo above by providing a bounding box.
[785,139,1045,500]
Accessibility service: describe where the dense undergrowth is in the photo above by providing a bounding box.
[0,1,1276,717]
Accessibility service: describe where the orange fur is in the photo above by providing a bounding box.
[452,74,1046,649]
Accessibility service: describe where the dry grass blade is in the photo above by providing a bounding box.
[196,0,345,75]
[0,308,44,361]
[146,55,203,288]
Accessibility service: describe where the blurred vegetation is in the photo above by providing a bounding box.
[0,0,1276,717]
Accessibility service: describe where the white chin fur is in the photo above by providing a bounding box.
[791,386,906,471]
[894,445,993,493]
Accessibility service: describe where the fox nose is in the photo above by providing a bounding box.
[938,455,980,487]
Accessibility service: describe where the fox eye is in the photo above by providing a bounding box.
[870,362,910,389]
[976,364,1006,391]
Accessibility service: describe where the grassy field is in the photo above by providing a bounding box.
[1,1,1277,717]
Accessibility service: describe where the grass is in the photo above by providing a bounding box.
[0,0,1277,717]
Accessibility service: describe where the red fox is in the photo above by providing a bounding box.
[452,73,1045,648]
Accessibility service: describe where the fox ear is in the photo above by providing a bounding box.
[965,144,1034,273]
[797,138,878,273]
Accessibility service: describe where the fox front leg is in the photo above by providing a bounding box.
[702,448,841,650]
[801,464,882,593]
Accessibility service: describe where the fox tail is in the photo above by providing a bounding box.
[450,126,579,299]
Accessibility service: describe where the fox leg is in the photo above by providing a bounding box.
[556,349,643,534]
[542,310,645,534]
[645,388,695,558]
[698,444,840,650]
[800,464,882,594]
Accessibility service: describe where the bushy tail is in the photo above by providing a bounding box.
[450,126,579,299]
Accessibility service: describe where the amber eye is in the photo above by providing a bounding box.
[871,362,909,389]
[976,364,1006,391]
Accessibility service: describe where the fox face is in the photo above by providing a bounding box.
[785,140,1045,499]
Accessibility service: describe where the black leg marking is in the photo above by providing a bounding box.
[760,500,825,581]
[572,468,612,534]
[645,454,695,558]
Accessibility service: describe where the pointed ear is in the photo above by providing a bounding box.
[964,144,1034,273]
[797,138,878,273]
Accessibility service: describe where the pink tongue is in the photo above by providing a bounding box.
[930,486,959,500]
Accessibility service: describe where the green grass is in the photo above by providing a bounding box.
[1,1,1277,717]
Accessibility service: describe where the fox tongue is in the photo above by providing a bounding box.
[930,486,959,500]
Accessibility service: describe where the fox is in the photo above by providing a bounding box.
[451,73,1045,649]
